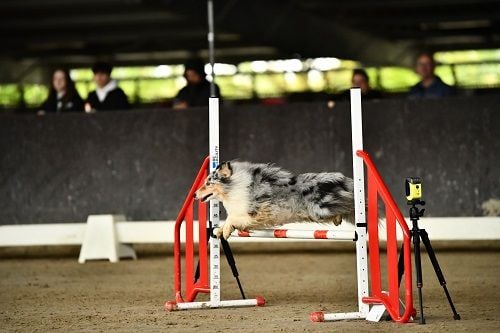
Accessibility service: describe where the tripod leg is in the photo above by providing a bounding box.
[419,229,461,320]
[194,262,201,283]
[397,238,406,286]
[220,237,247,299]
[413,230,426,324]
[385,241,406,321]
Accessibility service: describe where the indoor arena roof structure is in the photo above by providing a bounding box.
[1,0,499,81]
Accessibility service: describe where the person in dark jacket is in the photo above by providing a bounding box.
[38,68,84,114]
[85,62,130,111]
[338,68,382,101]
[173,58,221,109]
[408,52,456,98]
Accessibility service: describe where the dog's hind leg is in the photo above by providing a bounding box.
[333,215,343,226]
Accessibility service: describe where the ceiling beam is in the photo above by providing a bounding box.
[211,1,417,66]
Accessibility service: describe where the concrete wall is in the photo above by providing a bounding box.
[1,95,498,224]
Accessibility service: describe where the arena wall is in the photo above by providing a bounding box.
[1,95,498,224]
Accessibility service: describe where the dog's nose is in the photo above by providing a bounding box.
[193,193,198,200]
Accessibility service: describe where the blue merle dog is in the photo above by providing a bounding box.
[195,161,355,239]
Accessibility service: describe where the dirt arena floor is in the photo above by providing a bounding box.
[1,241,499,333]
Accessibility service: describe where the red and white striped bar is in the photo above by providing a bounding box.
[233,229,356,241]
[310,311,367,322]
[166,297,265,311]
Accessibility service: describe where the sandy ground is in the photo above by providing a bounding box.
[1,242,499,333]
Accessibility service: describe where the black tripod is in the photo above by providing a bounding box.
[194,226,247,299]
[397,199,461,324]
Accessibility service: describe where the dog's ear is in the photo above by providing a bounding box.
[217,161,233,179]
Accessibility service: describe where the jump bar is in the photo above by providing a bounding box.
[165,297,265,311]
[233,229,356,241]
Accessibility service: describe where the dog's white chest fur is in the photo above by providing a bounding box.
[221,171,251,216]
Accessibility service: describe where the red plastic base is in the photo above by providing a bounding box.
[256,296,266,307]
[310,311,325,322]
[164,301,178,311]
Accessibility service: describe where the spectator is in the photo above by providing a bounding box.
[351,68,382,99]
[408,52,455,98]
[339,68,382,100]
[173,58,221,109]
[38,68,84,114]
[85,62,130,111]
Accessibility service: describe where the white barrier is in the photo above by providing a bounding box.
[1,217,498,249]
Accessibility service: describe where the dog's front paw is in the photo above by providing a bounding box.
[213,225,233,239]
[222,223,235,240]
[213,227,223,239]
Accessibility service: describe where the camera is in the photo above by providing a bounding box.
[405,177,422,202]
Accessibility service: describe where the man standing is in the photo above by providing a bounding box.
[173,58,221,109]
[86,62,130,111]
[408,53,455,98]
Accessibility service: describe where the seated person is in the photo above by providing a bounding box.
[339,68,382,100]
[173,58,221,109]
[408,52,455,98]
[38,68,84,114]
[86,62,130,111]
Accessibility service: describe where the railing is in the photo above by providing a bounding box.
[173,156,210,303]
[357,150,414,323]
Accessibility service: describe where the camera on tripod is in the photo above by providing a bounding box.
[399,176,460,324]
[405,177,423,203]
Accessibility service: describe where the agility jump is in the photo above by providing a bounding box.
[164,88,415,323]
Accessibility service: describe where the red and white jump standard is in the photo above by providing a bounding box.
[165,96,264,312]
[310,90,414,323]
[165,88,414,323]
[166,0,263,311]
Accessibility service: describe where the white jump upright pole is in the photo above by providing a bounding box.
[349,88,371,320]
[207,0,221,308]
[209,103,257,309]
[206,0,261,310]
[311,88,373,322]
[208,97,221,307]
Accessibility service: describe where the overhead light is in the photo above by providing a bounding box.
[205,63,238,76]
[175,76,186,87]
[311,57,341,71]
[250,60,268,73]
[153,65,172,78]
[284,72,297,85]
[268,59,303,72]
[307,69,323,82]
